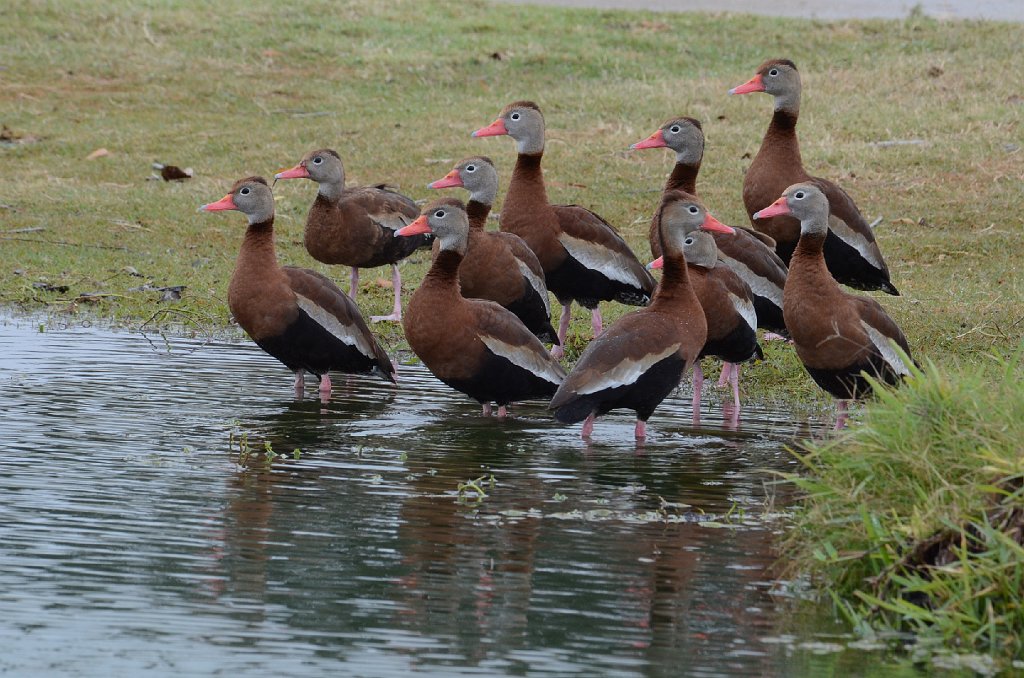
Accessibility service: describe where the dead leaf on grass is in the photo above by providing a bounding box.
[87,148,110,160]
[150,162,193,181]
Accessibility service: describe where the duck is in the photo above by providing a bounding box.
[473,101,656,357]
[550,192,734,440]
[200,176,396,398]
[397,198,566,416]
[754,182,913,429]
[730,59,899,295]
[652,228,762,412]
[274,148,427,322]
[427,156,557,344]
[631,115,789,341]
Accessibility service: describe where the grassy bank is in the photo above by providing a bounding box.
[785,351,1024,662]
[1,0,1022,401]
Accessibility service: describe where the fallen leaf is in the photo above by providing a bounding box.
[375,278,394,289]
[87,148,110,160]
[32,281,69,293]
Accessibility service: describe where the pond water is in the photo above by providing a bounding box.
[0,316,923,676]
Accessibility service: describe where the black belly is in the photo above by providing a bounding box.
[553,353,686,424]
[545,255,651,309]
[254,311,387,379]
[803,352,905,400]
[700,322,762,364]
[440,350,559,406]
[752,295,787,336]
[504,281,558,344]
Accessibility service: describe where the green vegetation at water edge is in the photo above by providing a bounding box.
[785,350,1024,663]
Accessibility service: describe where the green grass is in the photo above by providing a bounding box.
[784,350,1024,661]
[1,0,1022,403]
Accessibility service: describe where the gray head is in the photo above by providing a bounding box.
[417,197,470,253]
[754,182,829,236]
[656,190,733,255]
[681,230,718,269]
[275,148,345,198]
[632,116,704,165]
[474,101,545,155]
[430,156,499,206]
[200,176,274,225]
[731,58,801,114]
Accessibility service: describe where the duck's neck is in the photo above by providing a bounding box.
[649,250,696,312]
[507,152,548,207]
[423,249,464,297]
[236,218,278,273]
[317,180,345,204]
[760,108,802,167]
[665,159,700,194]
[789,230,832,283]
[466,199,492,230]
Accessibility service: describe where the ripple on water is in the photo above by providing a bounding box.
[0,317,887,676]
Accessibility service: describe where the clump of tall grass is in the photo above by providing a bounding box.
[784,347,1024,658]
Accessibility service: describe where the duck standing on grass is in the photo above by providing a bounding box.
[275,148,427,322]
[549,193,734,441]
[200,177,396,399]
[427,156,557,344]
[397,198,565,417]
[730,59,899,295]
[754,182,913,429]
[472,101,656,357]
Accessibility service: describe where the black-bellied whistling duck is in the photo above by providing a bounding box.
[427,156,557,344]
[661,229,763,411]
[200,177,396,398]
[754,182,913,429]
[274,149,426,322]
[472,101,656,358]
[631,115,789,342]
[550,193,734,440]
[730,59,899,295]
[397,198,566,416]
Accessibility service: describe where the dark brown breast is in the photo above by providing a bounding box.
[304,186,421,268]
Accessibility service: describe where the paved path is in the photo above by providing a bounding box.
[498,0,1024,21]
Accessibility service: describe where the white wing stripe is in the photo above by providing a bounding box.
[479,334,564,385]
[559,233,644,288]
[295,294,376,360]
[728,293,758,333]
[516,258,551,314]
[718,254,783,307]
[576,344,681,395]
[860,321,910,376]
[829,216,884,270]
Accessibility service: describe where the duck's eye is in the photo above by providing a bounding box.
[434,210,446,218]
[240,187,251,196]
[794,191,806,200]
[465,165,476,172]
[669,125,681,134]
[684,237,694,245]
[312,156,323,165]
[768,68,779,77]
[510,112,521,121]
[687,205,699,215]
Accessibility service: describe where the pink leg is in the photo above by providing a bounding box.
[834,400,849,430]
[730,363,742,409]
[349,267,360,299]
[482,403,492,416]
[717,362,733,387]
[371,264,403,322]
[581,413,595,439]
[691,362,704,414]
[634,419,646,439]
[591,307,603,337]
[293,370,304,399]
[550,302,573,360]
[497,405,508,418]
[319,373,332,398]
